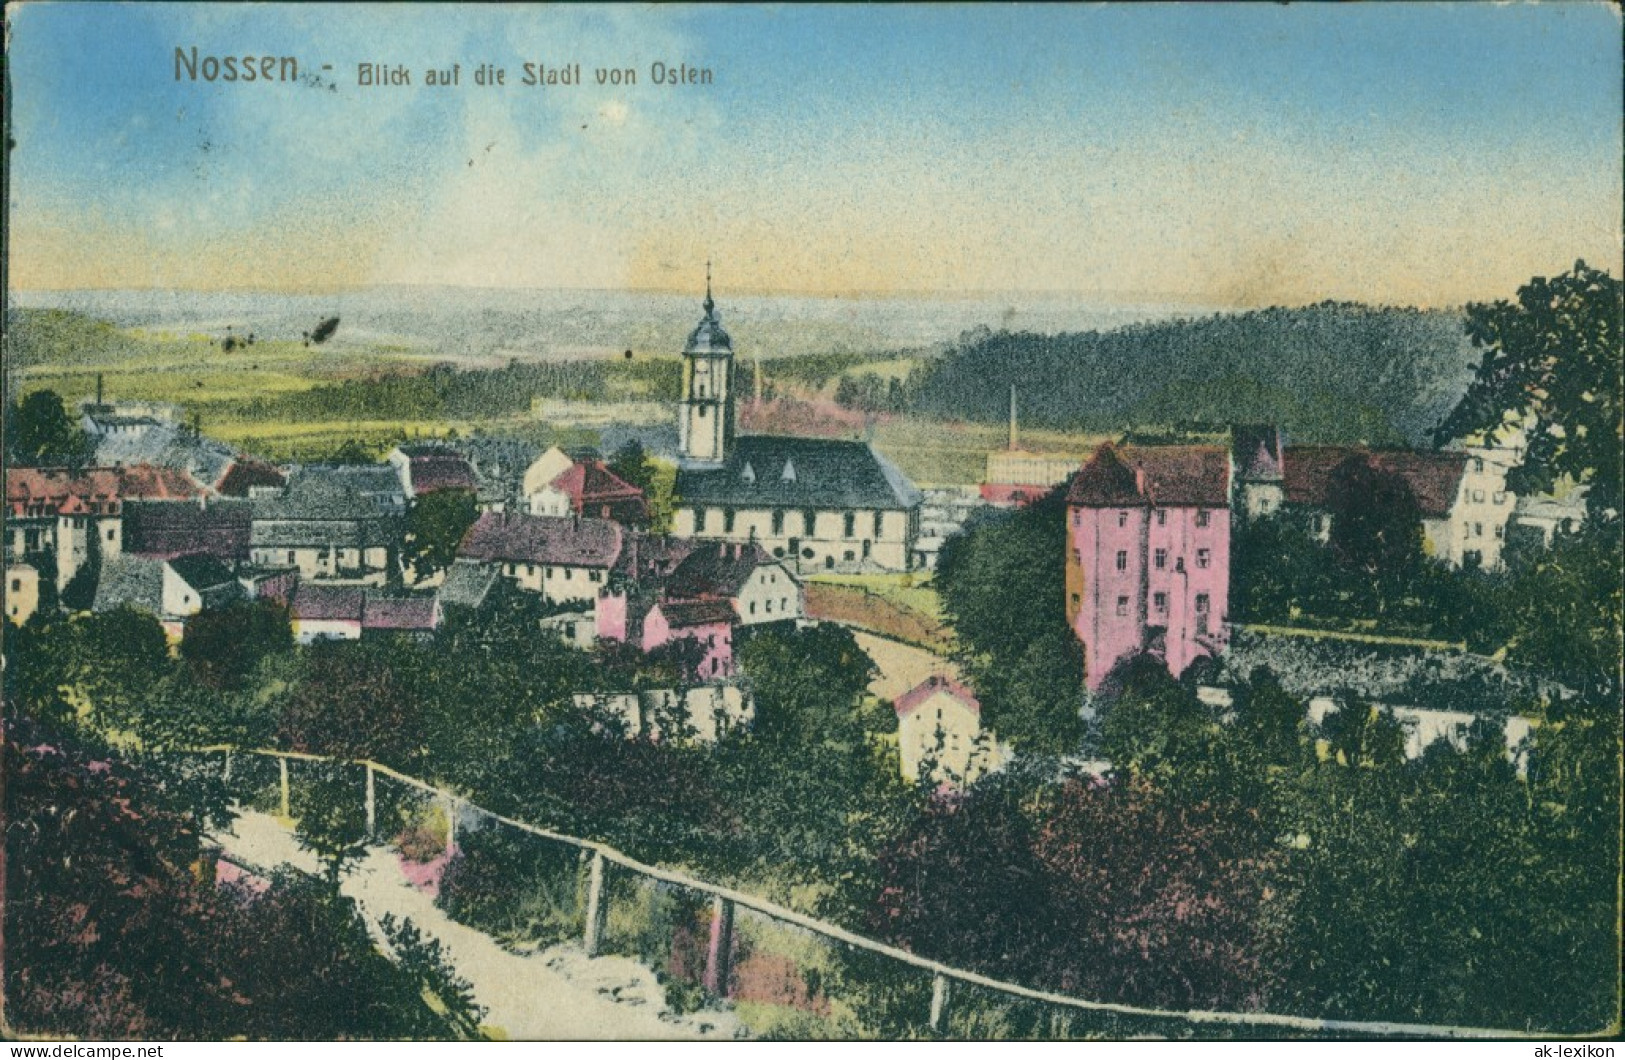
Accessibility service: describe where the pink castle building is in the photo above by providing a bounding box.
[1064,444,1231,690]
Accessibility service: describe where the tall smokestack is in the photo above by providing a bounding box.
[96,373,104,406]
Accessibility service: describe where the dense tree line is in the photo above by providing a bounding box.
[217,357,681,425]
[907,303,1476,446]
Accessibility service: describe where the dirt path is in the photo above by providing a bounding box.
[212,810,742,1041]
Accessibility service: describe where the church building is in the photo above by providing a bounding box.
[670,275,922,573]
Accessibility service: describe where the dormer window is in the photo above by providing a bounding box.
[740,462,756,484]
[782,459,797,483]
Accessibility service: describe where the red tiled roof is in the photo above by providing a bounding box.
[1283,447,1467,518]
[549,460,645,506]
[409,453,478,495]
[5,465,203,518]
[457,511,624,567]
[216,459,287,497]
[894,674,981,717]
[665,541,773,599]
[362,595,439,630]
[654,598,737,629]
[290,584,365,622]
[1065,444,1230,508]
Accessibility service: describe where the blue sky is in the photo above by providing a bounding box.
[7,2,1621,304]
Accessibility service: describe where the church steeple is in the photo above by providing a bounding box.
[677,264,735,467]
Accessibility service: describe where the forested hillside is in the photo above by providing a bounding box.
[907,303,1476,446]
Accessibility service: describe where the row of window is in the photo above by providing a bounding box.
[705,508,888,539]
[503,562,605,583]
[1073,508,1216,528]
[1466,522,1505,540]
[1112,591,1210,617]
[1467,489,1508,505]
[1097,548,1211,571]
[745,597,794,616]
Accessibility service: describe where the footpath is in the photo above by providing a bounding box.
[212,810,743,1041]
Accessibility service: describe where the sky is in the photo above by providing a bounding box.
[5,2,1622,305]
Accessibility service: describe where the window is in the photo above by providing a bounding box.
[287,550,297,564]
[1073,511,1082,527]
[1153,591,1167,613]
[1197,548,1210,569]
[724,509,736,533]
[590,571,603,583]
[1070,592,1081,606]
[1494,524,1505,539]
[566,568,575,580]
[1472,457,1484,473]
[772,510,784,535]
[1464,549,1483,569]
[1493,491,1506,505]
[1115,595,1129,617]
[1156,509,1167,526]
[873,511,884,537]
[1196,510,1211,528]
[1115,550,1128,571]
[844,550,855,562]
[9,579,19,592]
[1118,511,1129,527]
[1472,489,1485,502]
[1472,522,1483,538]
[844,512,856,538]
[804,510,817,536]
[1154,548,1167,570]
[1073,547,1083,563]
[1195,593,1210,613]
[749,601,757,615]
[781,597,788,611]
[106,528,115,541]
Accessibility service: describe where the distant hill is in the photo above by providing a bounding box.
[906,303,1477,447]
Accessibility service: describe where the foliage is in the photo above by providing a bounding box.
[607,438,657,495]
[293,765,372,884]
[935,488,1084,751]
[69,606,173,730]
[871,771,1283,1013]
[4,388,96,466]
[910,304,1475,446]
[379,914,488,1039]
[404,487,480,581]
[1325,455,1423,579]
[181,598,294,689]
[2,713,464,1039]
[1436,261,1623,515]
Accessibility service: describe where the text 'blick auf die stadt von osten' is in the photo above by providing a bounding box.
[173,48,715,88]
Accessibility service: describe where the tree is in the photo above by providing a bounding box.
[1325,455,1422,579]
[293,765,372,885]
[403,487,479,582]
[1437,262,1623,514]
[4,389,95,466]
[70,605,173,730]
[976,626,1086,754]
[607,438,656,496]
[181,598,293,689]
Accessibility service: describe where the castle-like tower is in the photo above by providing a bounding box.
[677,265,736,467]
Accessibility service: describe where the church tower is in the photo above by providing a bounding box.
[677,264,735,467]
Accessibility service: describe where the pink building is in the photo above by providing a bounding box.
[596,590,735,680]
[1065,444,1231,690]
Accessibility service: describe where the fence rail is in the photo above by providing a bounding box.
[189,746,1547,1041]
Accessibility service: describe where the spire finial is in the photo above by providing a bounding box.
[704,260,715,316]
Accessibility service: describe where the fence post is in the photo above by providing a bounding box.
[444,794,458,856]
[278,757,290,818]
[929,973,951,1035]
[222,749,232,783]
[582,850,608,957]
[364,764,376,840]
[704,894,735,998]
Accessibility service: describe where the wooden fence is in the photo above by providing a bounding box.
[192,746,1548,1041]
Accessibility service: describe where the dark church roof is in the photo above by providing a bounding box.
[685,285,732,355]
[675,435,922,511]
